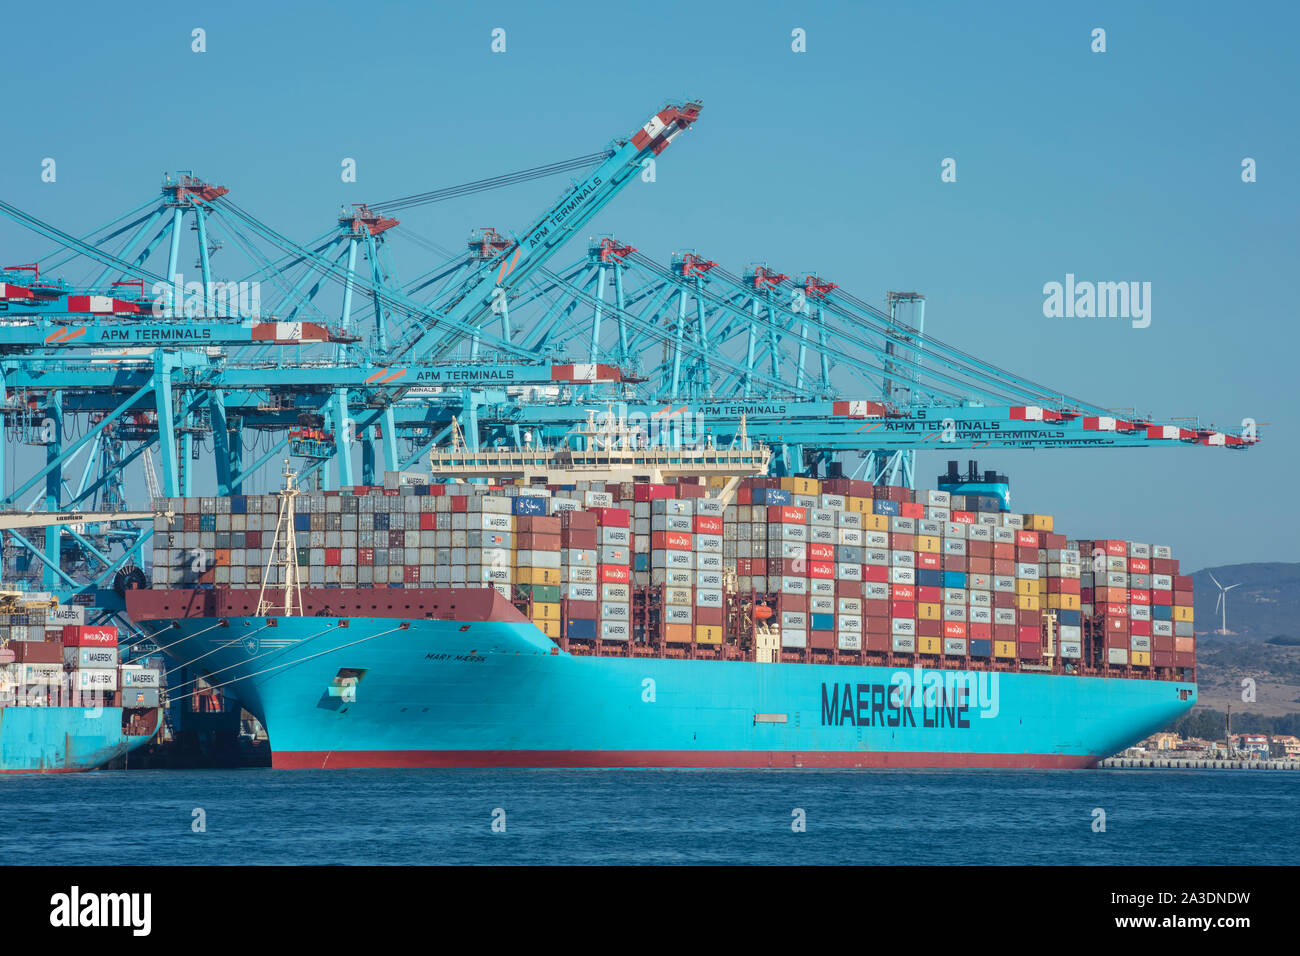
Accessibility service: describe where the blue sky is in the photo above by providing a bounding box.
[0,1,1295,570]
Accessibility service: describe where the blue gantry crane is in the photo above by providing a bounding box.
[0,98,1258,609]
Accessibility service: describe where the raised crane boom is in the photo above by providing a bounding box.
[403,100,703,362]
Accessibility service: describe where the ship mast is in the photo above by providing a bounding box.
[256,458,303,617]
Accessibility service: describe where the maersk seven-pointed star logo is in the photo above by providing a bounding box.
[243,636,261,655]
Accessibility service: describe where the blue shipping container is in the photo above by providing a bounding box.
[512,496,548,516]
[1058,608,1082,626]
[755,488,792,505]
[1151,605,1172,620]
[874,499,900,516]
[566,618,598,640]
[810,613,835,631]
[943,571,967,589]
[916,569,944,587]
[970,639,993,657]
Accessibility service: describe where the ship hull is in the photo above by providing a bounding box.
[0,706,159,774]
[129,605,1195,770]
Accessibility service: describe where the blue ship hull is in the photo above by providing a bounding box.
[0,706,159,774]
[141,613,1195,769]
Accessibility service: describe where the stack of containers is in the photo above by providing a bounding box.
[1078,538,1193,671]
[515,501,560,638]
[596,505,632,644]
[63,623,119,706]
[645,487,694,645]
[767,495,807,653]
[692,496,726,647]
[144,471,1192,679]
[560,508,598,642]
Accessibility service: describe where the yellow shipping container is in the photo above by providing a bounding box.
[994,641,1017,659]
[846,496,870,514]
[918,602,942,621]
[1025,514,1054,532]
[1131,651,1151,667]
[531,602,561,621]
[863,514,890,532]
[918,636,941,655]
[1015,579,1037,596]
[1173,606,1194,622]
[780,477,821,496]
[695,625,723,645]
[533,620,561,639]
[1017,594,1041,611]
[916,535,941,554]
[708,476,730,489]
[517,567,561,585]
[1047,593,1081,611]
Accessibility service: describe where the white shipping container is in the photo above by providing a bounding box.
[837,632,862,651]
[75,669,118,691]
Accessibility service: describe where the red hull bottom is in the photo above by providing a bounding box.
[274,750,1098,770]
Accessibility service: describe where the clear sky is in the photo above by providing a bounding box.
[0,0,1295,571]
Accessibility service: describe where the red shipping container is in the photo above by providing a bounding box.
[1019,642,1042,658]
[633,483,676,501]
[1106,616,1129,634]
[864,600,890,618]
[1129,557,1150,574]
[808,543,836,562]
[1153,651,1174,668]
[942,555,966,571]
[808,561,834,580]
[693,516,723,535]
[993,592,1016,608]
[1017,609,1041,626]
[358,548,374,565]
[967,541,993,559]
[561,510,599,530]
[736,558,753,575]
[1130,619,1151,636]
[419,513,436,530]
[1017,625,1039,643]
[809,630,835,650]
[916,619,942,637]
[950,511,975,525]
[967,558,993,575]
[916,585,941,603]
[676,483,706,499]
[650,531,693,551]
[1173,575,1194,591]
[993,624,1016,640]
[943,621,967,639]
[567,599,599,618]
[1104,540,1127,557]
[892,583,916,602]
[835,580,863,598]
[403,566,420,583]
[562,529,598,549]
[1173,590,1194,606]
[899,502,925,519]
[598,565,629,584]
[890,533,915,551]
[245,530,262,548]
[591,507,629,528]
[863,565,889,583]
[993,559,1015,576]
[993,543,1015,560]
[1151,590,1172,605]
[325,548,341,566]
[63,625,118,647]
[916,553,942,570]
[864,632,891,651]
[968,622,992,640]
[10,641,64,663]
[695,607,724,626]
[768,505,806,524]
[1129,589,1150,605]
[1153,635,1175,653]
[891,601,916,618]
[1174,652,1195,668]
[451,495,468,513]
[1016,531,1038,547]
[776,594,809,612]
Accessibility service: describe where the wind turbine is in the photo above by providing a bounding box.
[1208,571,1241,635]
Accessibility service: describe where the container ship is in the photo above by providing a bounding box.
[125,425,1197,769]
[0,595,161,773]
